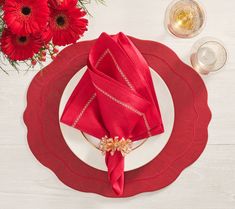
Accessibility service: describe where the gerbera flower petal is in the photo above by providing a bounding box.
[3,0,49,35]
[0,28,43,61]
[48,1,88,46]
[48,0,78,9]
[38,26,53,45]
[0,0,5,6]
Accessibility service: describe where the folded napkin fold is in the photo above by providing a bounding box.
[60,32,164,195]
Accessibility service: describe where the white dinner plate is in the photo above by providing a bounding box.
[59,66,174,171]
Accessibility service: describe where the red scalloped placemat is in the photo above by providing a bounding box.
[23,37,211,197]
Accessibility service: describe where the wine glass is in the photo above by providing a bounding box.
[190,38,228,75]
[165,0,206,38]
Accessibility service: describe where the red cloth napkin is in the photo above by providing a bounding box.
[60,32,164,195]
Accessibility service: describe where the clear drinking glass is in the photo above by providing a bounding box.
[190,38,227,75]
[165,0,206,38]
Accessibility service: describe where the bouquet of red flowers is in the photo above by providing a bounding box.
[0,0,99,71]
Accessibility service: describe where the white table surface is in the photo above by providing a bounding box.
[0,0,235,208]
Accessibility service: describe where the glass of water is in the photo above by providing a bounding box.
[190,38,227,75]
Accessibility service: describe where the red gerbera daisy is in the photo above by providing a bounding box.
[48,0,88,46]
[0,28,43,61]
[3,0,49,35]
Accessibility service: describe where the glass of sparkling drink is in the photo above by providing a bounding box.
[165,0,206,38]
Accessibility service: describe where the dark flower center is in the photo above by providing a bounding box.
[18,36,27,43]
[21,6,31,16]
[56,16,66,26]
